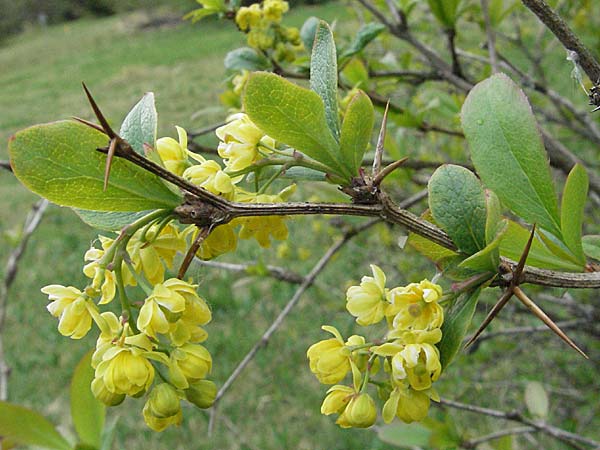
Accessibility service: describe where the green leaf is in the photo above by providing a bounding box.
[485,190,502,244]
[119,93,156,155]
[461,73,561,237]
[524,381,549,419]
[74,210,152,231]
[377,423,431,448]
[244,72,349,178]
[71,351,105,449]
[459,220,507,271]
[427,0,462,28]
[438,288,481,369]
[224,47,271,72]
[561,163,588,264]
[300,16,320,54]
[500,221,583,271]
[488,0,519,26]
[310,21,340,142]
[583,235,600,261]
[339,22,386,58]
[339,90,373,174]
[408,210,458,263]
[340,58,369,88]
[428,164,487,254]
[279,166,327,182]
[9,121,182,211]
[0,402,71,450]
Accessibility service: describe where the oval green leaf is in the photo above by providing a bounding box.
[9,120,182,211]
[311,21,340,142]
[71,351,105,449]
[224,47,271,72]
[524,381,549,419]
[339,90,374,174]
[461,73,561,238]
[428,164,487,255]
[244,72,349,178]
[119,92,157,155]
[561,163,588,264]
[583,235,600,261]
[0,402,71,450]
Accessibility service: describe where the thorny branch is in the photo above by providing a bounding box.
[0,199,49,401]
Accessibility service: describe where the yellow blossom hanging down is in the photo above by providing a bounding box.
[346,264,390,326]
[387,280,444,330]
[156,126,191,176]
[42,285,99,339]
[143,383,183,432]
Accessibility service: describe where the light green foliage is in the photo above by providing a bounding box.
[0,402,71,450]
[300,16,320,53]
[458,220,507,272]
[462,73,562,238]
[524,381,549,419]
[378,422,431,447]
[583,235,600,261]
[428,164,487,255]
[224,47,271,71]
[8,121,182,211]
[310,21,341,142]
[339,90,374,174]
[244,72,350,178]
[119,92,157,156]
[500,221,584,271]
[487,0,520,26]
[438,288,482,369]
[561,163,588,264]
[71,351,105,449]
[426,0,463,28]
[184,0,227,22]
[74,210,156,231]
[408,211,458,262]
[339,22,386,58]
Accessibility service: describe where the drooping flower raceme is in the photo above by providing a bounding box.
[308,266,446,429]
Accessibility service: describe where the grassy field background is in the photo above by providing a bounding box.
[1,2,599,449]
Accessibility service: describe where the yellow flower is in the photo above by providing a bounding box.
[232,70,249,96]
[307,326,351,385]
[42,285,97,339]
[156,126,190,176]
[235,3,262,31]
[183,160,237,199]
[391,343,441,391]
[216,113,273,171]
[165,278,212,346]
[184,380,217,409]
[387,280,444,330]
[169,344,212,389]
[137,279,188,339]
[127,223,187,286]
[143,384,182,432]
[94,343,155,396]
[320,385,355,416]
[263,0,289,22]
[346,264,389,326]
[337,393,377,428]
[83,238,116,304]
[383,385,434,424]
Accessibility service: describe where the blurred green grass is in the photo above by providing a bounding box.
[1,2,599,449]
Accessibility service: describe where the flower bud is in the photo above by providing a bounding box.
[343,393,377,428]
[91,378,125,406]
[147,384,181,418]
[185,380,217,409]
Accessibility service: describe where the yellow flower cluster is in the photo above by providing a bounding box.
[235,0,302,61]
[42,215,217,431]
[157,120,293,255]
[307,265,445,428]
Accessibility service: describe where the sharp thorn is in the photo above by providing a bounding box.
[514,223,536,283]
[513,287,588,359]
[72,117,107,135]
[81,82,117,139]
[373,157,409,186]
[465,288,514,348]
[104,138,117,191]
[372,100,390,176]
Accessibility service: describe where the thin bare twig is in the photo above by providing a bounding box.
[0,199,49,400]
[481,0,499,73]
[192,259,305,284]
[187,122,226,139]
[464,426,536,448]
[465,319,588,344]
[439,397,599,449]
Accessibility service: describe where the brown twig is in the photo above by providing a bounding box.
[0,199,49,400]
[521,0,600,83]
[0,160,12,172]
[439,397,600,449]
